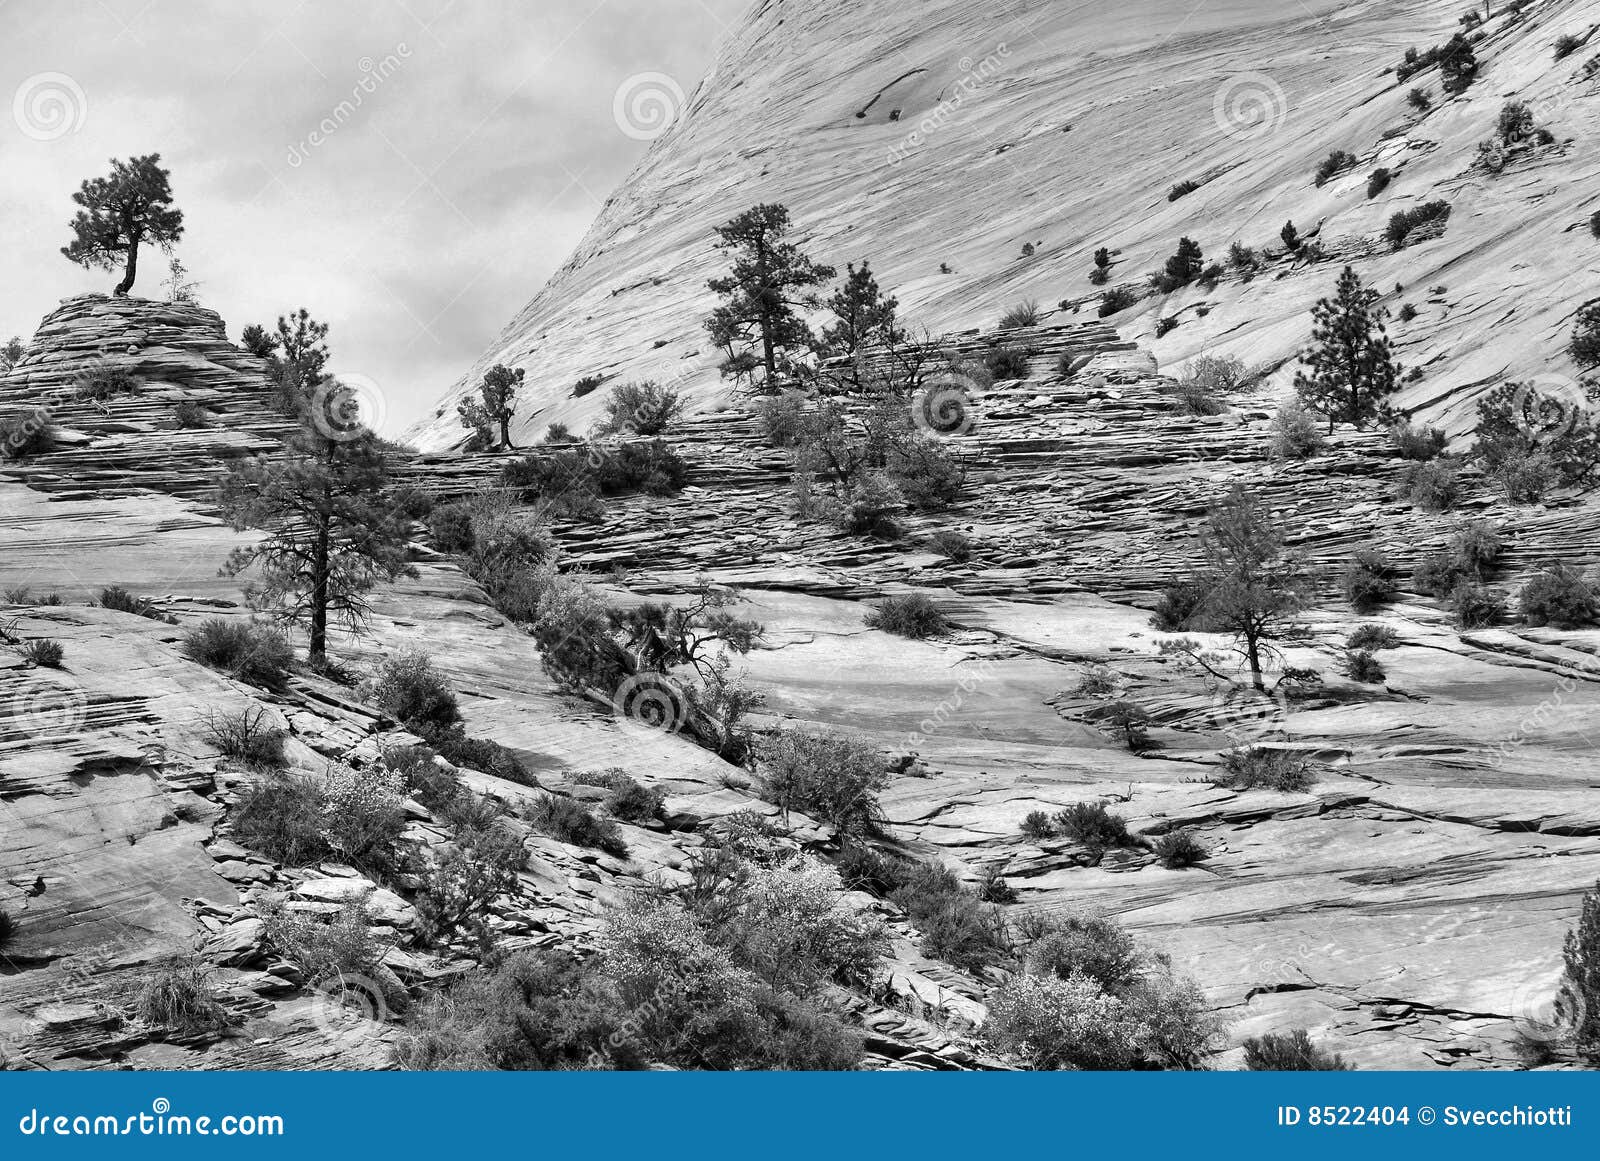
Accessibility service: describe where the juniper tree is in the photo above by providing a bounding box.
[61,154,185,296]
[814,261,904,382]
[705,204,835,386]
[458,363,523,451]
[1280,220,1301,252]
[1294,266,1400,431]
[1439,32,1479,96]
[0,337,23,373]
[1560,880,1600,1061]
[1158,237,1203,290]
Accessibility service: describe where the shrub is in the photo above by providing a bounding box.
[1453,520,1502,578]
[835,843,913,896]
[173,400,212,429]
[888,436,965,511]
[984,973,1147,1069]
[1560,880,1600,1062]
[1400,459,1459,510]
[1411,550,1461,597]
[1366,168,1392,198]
[754,393,806,447]
[1150,580,1208,631]
[20,638,64,667]
[1571,304,1600,369]
[571,374,603,397]
[1098,699,1152,751]
[1313,150,1357,187]
[1519,562,1599,628]
[984,344,1034,381]
[998,300,1040,330]
[1021,810,1057,839]
[597,381,684,436]
[1591,211,1600,241]
[322,763,407,869]
[387,484,434,521]
[526,793,627,857]
[926,529,972,562]
[263,896,387,989]
[1406,87,1431,112]
[182,618,294,687]
[838,473,904,538]
[1341,547,1394,612]
[0,905,17,950]
[1555,34,1583,61]
[1450,581,1503,628]
[865,593,949,639]
[427,501,475,552]
[233,772,327,863]
[1055,802,1131,849]
[593,440,688,496]
[1098,287,1138,317]
[1386,200,1452,250]
[135,956,230,1032]
[1397,303,1418,323]
[888,862,1008,972]
[541,422,573,444]
[757,729,889,837]
[1342,649,1386,684]
[98,585,172,622]
[570,768,666,822]
[1214,747,1315,792]
[977,867,1018,904]
[1027,913,1142,989]
[1346,624,1399,652]
[1227,242,1259,275]
[1168,179,1200,202]
[204,705,288,768]
[1270,401,1326,459]
[0,410,55,459]
[363,650,462,732]
[1154,829,1207,868]
[1389,422,1445,460]
[417,817,524,944]
[79,365,138,401]
[1243,1029,1349,1070]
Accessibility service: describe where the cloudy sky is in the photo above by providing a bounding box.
[0,0,747,431]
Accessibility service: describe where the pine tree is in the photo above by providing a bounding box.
[61,154,185,296]
[1161,237,1203,289]
[705,204,835,386]
[1280,220,1301,252]
[814,261,905,389]
[1294,266,1400,432]
[1560,880,1600,1061]
[1439,32,1479,96]
[1194,485,1308,689]
[458,363,523,450]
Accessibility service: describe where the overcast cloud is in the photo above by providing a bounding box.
[0,0,746,430]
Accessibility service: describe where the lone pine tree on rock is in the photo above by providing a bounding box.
[61,154,185,297]
[457,363,524,450]
[1294,265,1400,432]
[705,203,834,386]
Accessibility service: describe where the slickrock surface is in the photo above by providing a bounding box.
[405,0,1600,452]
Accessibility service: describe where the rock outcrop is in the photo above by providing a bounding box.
[405,0,1600,452]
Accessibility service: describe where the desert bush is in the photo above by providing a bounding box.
[1270,401,1326,459]
[263,895,388,989]
[865,593,949,639]
[1055,802,1131,849]
[1098,699,1152,752]
[1150,579,1208,632]
[417,817,525,945]
[1213,747,1315,792]
[1400,459,1459,510]
[593,440,688,496]
[1571,304,1600,370]
[1366,168,1392,198]
[204,705,288,767]
[1026,913,1142,990]
[571,374,603,398]
[888,435,965,512]
[569,768,666,822]
[1494,452,1558,503]
[1243,1029,1349,1070]
[1519,562,1600,628]
[1099,287,1138,317]
[135,955,230,1032]
[526,793,628,857]
[363,650,462,732]
[427,501,475,552]
[1227,242,1259,276]
[1591,211,1600,241]
[926,529,972,562]
[232,772,328,864]
[1450,581,1503,628]
[388,484,435,521]
[1313,150,1357,187]
[1341,547,1394,612]
[541,422,574,444]
[182,618,294,687]
[998,300,1040,330]
[0,905,16,950]
[984,344,1035,381]
[322,763,407,869]
[888,861,1008,972]
[1389,422,1446,460]
[754,393,806,447]
[1406,87,1431,112]
[97,585,173,623]
[983,973,1148,1069]
[1454,520,1502,577]
[1555,34,1583,61]
[597,381,684,436]
[757,729,888,836]
[1560,880,1600,1062]
[1386,200,1452,250]
[1021,810,1057,840]
[838,473,905,538]
[1411,551,1460,597]
[1168,179,1200,202]
[173,400,212,429]
[835,843,913,896]
[79,365,138,401]
[0,411,54,458]
[20,638,64,667]
[1346,624,1399,652]
[1154,829,1207,868]
[1342,649,1386,684]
